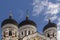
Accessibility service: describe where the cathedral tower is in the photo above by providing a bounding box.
[18,13,37,40]
[1,13,18,40]
[43,19,57,40]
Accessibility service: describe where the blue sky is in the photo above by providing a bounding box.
[0,0,60,39]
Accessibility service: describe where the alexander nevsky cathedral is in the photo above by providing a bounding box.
[1,12,57,40]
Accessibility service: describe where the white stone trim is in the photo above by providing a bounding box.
[2,24,18,30]
[44,27,57,33]
[19,25,36,31]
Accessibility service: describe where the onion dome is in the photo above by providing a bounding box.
[43,19,57,32]
[18,16,37,28]
[1,13,18,27]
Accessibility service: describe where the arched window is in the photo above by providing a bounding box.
[18,39,20,40]
[4,32,5,37]
[28,31,30,35]
[53,33,54,37]
[21,32,23,35]
[9,31,12,36]
[47,34,50,37]
[15,32,17,37]
[34,39,35,40]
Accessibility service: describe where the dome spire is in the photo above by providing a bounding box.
[49,18,51,23]
[9,11,12,19]
[26,9,29,20]
[48,16,51,23]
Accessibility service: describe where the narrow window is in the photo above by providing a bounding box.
[15,32,17,37]
[4,32,5,37]
[53,33,54,37]
[21,32,23,35]
[28,31,30,35]
[34,39,35,40]
[18,39,20,40]
[9,31,12,36]
[47,34,50,37]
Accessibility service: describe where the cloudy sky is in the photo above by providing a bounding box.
[0,0,60,39]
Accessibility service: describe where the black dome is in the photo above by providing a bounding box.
[1,16,18,27]
[18,16,36,28]
[43,19,57,32]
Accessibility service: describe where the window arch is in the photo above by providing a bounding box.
[15,32,17,37]
[28,31,30,35]
[21,32,23,35]
[9,31,12,36]
[47,33,50,37]
[4,31,5,37]
[53,33,54,37]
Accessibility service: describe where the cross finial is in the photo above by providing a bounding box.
[49,18,51,23]
[26,9,29,20]
[48,15,51,23]
[9,11,12,19]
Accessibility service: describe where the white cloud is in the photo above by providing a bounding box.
[50,15,58,21]
[57,18,60,40]
[33,0,48,16]
[58,17,60,21]
[33,0,60,16]
[44,15,58,21]
[57,22,60,26]
[32,0,60,22]
[46,2,60,15]
[57,17,60,26]
[45,2,60,22]
[57,17,60,40]
[57,0,60,2]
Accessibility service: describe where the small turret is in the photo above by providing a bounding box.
[18,10,37,39]
[1,12,18,27]
[43,19,57,40]
[1,12,18,40]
